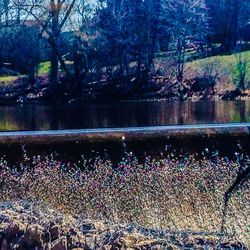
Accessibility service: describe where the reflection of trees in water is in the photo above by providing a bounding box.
[0,101,249,131]
[0,107,24,131]
[0,106,52,131]
[24,106,36,130]
[192,101,216,123]
[237,101,246,122]
[215,101,248,123]
[246,101,250,122]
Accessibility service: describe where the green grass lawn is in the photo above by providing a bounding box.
[37,61,51,75]
[188,50,250,79]
[0,76,20,86]
[155,50,250,87]
[0,61,51,86]
[0,76,19,82]
[190,50,250,66]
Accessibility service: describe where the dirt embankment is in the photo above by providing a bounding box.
[0,202,247,250]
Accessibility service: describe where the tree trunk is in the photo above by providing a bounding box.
[4,0,9,25]
[49,0,60,89]
[176,39,185,81]
[50,42,59,88]
[224,0,239,50]
[28,67,36,88]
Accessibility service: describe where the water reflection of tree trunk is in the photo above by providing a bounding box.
[194,101,215,124]
[239,102,246,122]
[23,106,36,131]
[50,106,60,130]
[207,101,215,123]
[173,102,180,125]
[30,106,36,131]
[179,102,184,125]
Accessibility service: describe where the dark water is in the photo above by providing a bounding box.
[0,100,249,131]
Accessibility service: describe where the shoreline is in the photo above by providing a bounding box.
[0,73,249,105]
[0,94,249,106]
[0,123,249,145]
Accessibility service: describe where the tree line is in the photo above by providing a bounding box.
[0,0,249,99]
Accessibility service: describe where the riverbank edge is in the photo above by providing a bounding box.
[1,72,250,105]
[0,201,247,250]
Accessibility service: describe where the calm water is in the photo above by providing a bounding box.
[0,100,249,131]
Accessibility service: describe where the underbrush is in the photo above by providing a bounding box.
[0,152,249,245]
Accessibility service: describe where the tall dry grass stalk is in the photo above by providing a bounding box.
[0,153,249,245]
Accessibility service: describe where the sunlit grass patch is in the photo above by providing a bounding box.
[37,61,73,75]
[0,76,19,84]
[187,50,250,80]
[38,61,51,75]
[190,50,249,69]
[0,75,26,86]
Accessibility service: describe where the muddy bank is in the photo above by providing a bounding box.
[0,202,247,250]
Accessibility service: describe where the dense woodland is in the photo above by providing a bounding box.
[0,0,249,102]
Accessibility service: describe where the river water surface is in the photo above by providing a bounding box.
[0,100,249,131]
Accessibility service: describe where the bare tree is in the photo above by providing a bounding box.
[165,0,208,81]
[3,0,10,25]
[0,2,5,24]
[206,0,250,51]
[17,0,77,91]
[94,0,166,84]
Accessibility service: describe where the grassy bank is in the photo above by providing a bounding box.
[0,152,249,246]
[189,51,250,76]
[185,50,250,91]
[0,61,50,87]
[0,51,249,100]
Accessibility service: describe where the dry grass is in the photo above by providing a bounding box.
[0,153,249,246]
